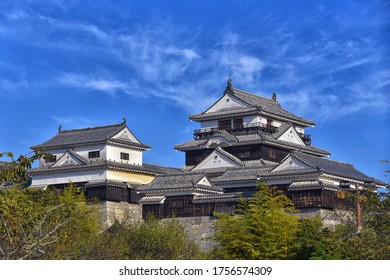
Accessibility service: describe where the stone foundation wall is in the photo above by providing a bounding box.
[98,201,142,228]
[297,208,349,228]
[163,216,218,253]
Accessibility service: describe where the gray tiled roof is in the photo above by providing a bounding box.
[138,173,224,194]
[192,193,240,204]
[84,179,142,189]
[289,151,377,183]
[28,160,181,176]
[190,86,315,126]
[138,195,166,204]
[211,165,275,184]
[288,180,339,191]
[31,122,151,150]
[175,130,330,156]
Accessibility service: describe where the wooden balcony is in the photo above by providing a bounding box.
[194,122,277,139]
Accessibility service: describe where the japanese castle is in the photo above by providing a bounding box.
[28,79,385,223]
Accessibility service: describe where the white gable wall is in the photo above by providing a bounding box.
[278,127,305,146]
[112,128,140,144]
[192,150,241,171]
[206,95,248,113]
[197,176,212,187]
[272,156,311,172]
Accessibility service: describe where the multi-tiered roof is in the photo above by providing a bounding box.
[189,79,315,127]
[139,79,385,217]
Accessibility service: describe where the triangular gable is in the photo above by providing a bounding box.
[271,154,312,172]
[111,127,140,144]
[276,126,305,146]
[196,176,212,187]
[192,148,243,171]
[205,94,249,113]
[50,150,88,168]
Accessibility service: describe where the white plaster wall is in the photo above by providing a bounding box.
[106,145,142,165]
[243,115,260,124]
[74,144,106,161]
[278,129,304,145]
[207,95,246,112]
[193,152,238,170]
[272,120,282,127]
[200,120,218,129]
[30,169,107,186]
[39,148,67,167]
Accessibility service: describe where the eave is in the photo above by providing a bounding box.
[32,139,151,152]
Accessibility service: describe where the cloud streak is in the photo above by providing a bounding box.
[0,0,389,120]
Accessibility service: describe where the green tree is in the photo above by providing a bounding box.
[126,217,204,260]
[294,216,335,260]
[0,186,101,260]
[0,152,40,188]
[213,183,299,259]
[324,185,390,260]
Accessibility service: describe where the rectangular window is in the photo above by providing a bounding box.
[44,155,57,163]
[218,119,231,130]
[120,152,129,160]
[233,118,243,129]
[269,148,277,159]
[88,151,100,158]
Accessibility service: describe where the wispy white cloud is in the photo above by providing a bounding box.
[57,73,140,97]
[51,115,93,126]
[1,0,389,121]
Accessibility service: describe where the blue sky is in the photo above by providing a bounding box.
[0,0,389,183]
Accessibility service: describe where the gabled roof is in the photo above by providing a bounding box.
[272,123,294,139]
[189,80,315,127]
[49,149,89,168]
[31,121,151,151]
[283,151,378,184]
[138,173,224,194]
[191,147,244,171]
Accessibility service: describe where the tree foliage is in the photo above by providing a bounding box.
[89,217,205,260]
[321,186,390,260]
[0,186,100,260]
[213,183,299,259]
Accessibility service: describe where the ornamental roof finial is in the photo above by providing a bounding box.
[122,117,126,124]
[224,78,233,95]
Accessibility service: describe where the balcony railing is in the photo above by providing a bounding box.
[194,122,277,139]
[298,133,312,145]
